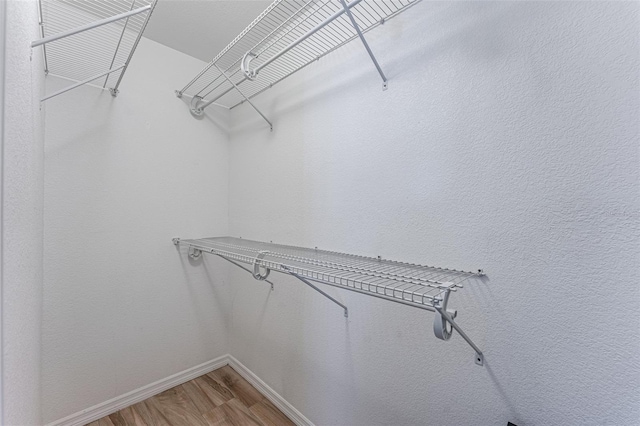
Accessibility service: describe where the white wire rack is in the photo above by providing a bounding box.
[33,0,157,102]
[177,0,422,128]
[173,236,485,365]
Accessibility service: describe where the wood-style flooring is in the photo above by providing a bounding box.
[87,365,295,426]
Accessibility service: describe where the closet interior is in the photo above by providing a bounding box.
[2,1,638,425]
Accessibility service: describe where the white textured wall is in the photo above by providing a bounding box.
[228,2,639,425]
[42,38,231,423]
[2,0,45,424]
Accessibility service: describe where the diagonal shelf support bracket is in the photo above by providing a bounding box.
[281,265,349,318]
[433,288,484,366]
[211,64,273,131]
[220,256,274,291]
[338,0,388,90]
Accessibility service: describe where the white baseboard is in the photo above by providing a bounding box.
[228,355,314,426]
[46,355,229,426]
[46,354,314,426]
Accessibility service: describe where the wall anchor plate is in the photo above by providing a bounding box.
[188,246,202,259]
[190,96,204,118]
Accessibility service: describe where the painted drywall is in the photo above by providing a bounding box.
[42,38,232,423]
[2,0,45,424]
[227,2,639,425]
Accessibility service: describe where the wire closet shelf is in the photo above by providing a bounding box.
[177,0,422,125]
[34,0,157,101]
[173,237,485,366]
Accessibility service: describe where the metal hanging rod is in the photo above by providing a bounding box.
[34,0,157,102]
[173,236,485,366]
[177,0,422,127]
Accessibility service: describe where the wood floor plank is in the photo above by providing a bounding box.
[108,411,127,426]
[249,399,295,426]
[143,394,178,426]
[84,366,293,426]
[153,385,210,426]
[218,399,262,426]
[119,406,148,426]
[209,366,263,407]
[95,417,116,426]
[202,405,234,426]
[182,380,218,414]
[195,374,234,405]
[227,398,265,425]
[130,400,165,426]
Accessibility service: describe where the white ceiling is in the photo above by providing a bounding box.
[143,0,272,63]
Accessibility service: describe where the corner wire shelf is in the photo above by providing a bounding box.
[173,236,485,366]
[32,0,158,102]
[176,0,422,130]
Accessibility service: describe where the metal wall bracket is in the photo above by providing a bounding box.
[190,96,205,117]
[188,246,202,259]
[241,52,258,81]
[214,64,272,131]
[433,288,484,366]
[338,0,388,90]
[281,265,349,318]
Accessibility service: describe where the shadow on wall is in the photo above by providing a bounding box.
[228,1,519,132]
[175,244,230,344]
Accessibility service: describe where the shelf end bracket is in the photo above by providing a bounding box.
[434,287,484,366]
[281,265,348,318]
[222,253,274,291]
[338,0,388,90]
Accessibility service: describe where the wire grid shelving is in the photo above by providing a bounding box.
[36,0,157,101]
[178,236,476,308]
[173,236,485,365]
[177,0,422,113]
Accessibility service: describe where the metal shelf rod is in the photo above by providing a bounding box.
[31,4,151,47]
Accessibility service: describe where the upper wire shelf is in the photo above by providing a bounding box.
[177,0,422,126]
[34,0,157,101]
[173,236,485,365]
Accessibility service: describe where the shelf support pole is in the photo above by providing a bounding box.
[281,265,349,318]
[337,0,388,90]
[201,64,273,131]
